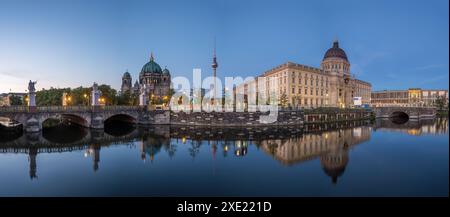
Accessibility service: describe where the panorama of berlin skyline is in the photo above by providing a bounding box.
[0,0,448,93]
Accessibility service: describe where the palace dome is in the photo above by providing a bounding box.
[141,53,163,74]
[323,40,348,62]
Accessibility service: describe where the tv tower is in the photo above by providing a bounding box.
[212,38,218,101]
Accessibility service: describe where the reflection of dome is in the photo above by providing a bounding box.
[323,40,348,62]
[142,143,162,161]
[141,53,163,75]
[320,151,349,184]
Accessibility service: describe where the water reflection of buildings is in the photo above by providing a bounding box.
[233,141,248,157]
[140,133,171,162]
[1,119,448,180]
[258,127,371,183]
[374,118,449,136]
[84,144,101,171]
[28,147,37,179]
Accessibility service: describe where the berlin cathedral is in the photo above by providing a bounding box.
[121,53,171,103]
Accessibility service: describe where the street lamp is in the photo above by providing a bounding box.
[83,93,89,106]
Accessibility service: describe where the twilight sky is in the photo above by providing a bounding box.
[0,0,448,93]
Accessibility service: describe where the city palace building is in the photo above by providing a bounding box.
[236,40,371,108]
[121,53,171,103]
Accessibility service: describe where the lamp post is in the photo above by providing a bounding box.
[83,93,89,106]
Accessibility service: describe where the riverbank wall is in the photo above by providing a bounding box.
[160,108,372,126]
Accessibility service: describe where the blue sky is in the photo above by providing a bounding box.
[0,0,448,93]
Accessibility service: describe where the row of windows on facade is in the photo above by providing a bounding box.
[141,77,169,84]
[372,98,443,102]
[291,98,328,106]
[268,76,330,87]
[284,87,330,96]
[323,64,349,71]
[259,87,330,96]
[372,94,444,99]
[272,72,329,81]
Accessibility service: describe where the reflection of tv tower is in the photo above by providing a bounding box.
[211,143,217,160]
[141,142,146,162]
[211,142,217,175]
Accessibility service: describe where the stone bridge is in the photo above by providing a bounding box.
[372,106,436,119]
[0,106,170,133]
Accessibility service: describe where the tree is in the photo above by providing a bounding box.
[9,95,23,105]
[434,95,448,111]
[69,86,91,106]
[98,84,118,105]
[279,92,288,107]
[36,87,69,106]
[117,90,138,105]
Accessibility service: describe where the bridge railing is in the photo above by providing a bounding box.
[102,105,141,111]
[371,104,437,108]
[0,105,142,113]
[0,106,29,113]
[38,106,92,112]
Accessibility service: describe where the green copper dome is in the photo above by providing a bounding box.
[141,53,162,74]
[162,67,170,75]
[122,71,131,79]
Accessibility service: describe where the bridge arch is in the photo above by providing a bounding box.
[373,107,436,120]
[390,111,409,118]
[390,111,409,124]
[41,113,90,128]
[104,113,137,124]
[103,113,137,136]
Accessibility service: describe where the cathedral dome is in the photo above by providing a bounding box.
[141,53,162,74]
[323,40,348,62]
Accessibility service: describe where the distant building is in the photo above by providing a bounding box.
[0,92,26,106]
[0,93,9,106]
[236,40,372,108]
[371,88,449,107]
[121,71,132,93]
[120,53,171,103]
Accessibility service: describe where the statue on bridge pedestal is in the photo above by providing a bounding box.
[28,80,37,93]
[91,82,102,106]
[27,80,37,107]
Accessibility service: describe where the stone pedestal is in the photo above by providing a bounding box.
[25,117,41,133]
[90,113,104,129]
[28,92,36,107]
[139,92,147,106]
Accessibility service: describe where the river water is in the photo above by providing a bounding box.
[0,118,448,196]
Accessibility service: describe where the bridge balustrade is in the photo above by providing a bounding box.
[371,104,437,108]
[0,106,29,112]
[0,105,142,113]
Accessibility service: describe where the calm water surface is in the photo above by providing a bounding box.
[0,118,448,196]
